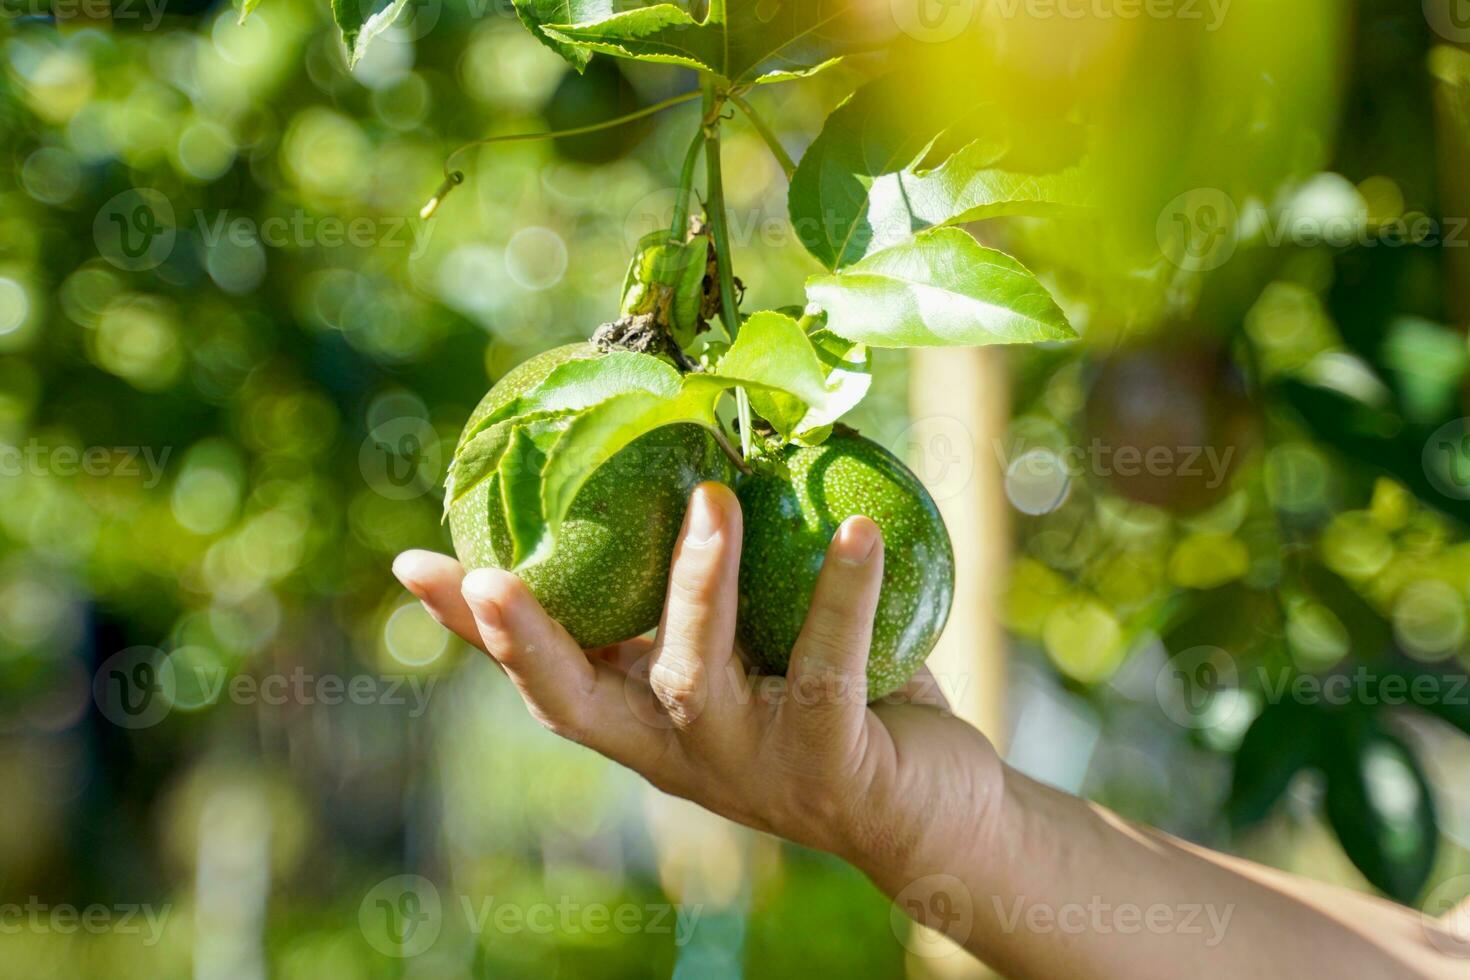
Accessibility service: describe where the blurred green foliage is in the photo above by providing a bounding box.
[0,2,911,976]
[2,0,1470,977]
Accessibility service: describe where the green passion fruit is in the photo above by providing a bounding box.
[448,344,734,649]
[735,431,955,700]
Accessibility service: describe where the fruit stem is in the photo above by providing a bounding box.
[712,427,754,476]
[668,129,706,243]
[421,90,703,219]
[729,93,796,179]
[701,77,753,459]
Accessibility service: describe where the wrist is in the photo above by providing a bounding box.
[854,749,1014,900]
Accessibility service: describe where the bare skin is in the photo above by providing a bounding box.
[395,482,1470,979]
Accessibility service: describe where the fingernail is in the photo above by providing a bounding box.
[685,485,724,547]
[461,569,504,628]
[391,551,424,588]
[834,517,881,565]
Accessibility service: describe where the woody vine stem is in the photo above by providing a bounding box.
[700,78,755,459]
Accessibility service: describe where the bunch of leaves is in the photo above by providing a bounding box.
[442,312,861,568]
[300,0,1081,564]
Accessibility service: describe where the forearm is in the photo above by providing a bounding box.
[863,766,1461,980]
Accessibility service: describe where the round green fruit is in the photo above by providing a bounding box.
[735,431,955,700]
[448,344,734,649]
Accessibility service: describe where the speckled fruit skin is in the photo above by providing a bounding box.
[448,344,734,649]
[735,432,955,700]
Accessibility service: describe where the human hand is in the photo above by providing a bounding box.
[392,482,1004,881]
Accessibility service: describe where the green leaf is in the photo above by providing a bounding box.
[805,227,1075,348]
[543,0,867,86]
[447,351,682,513]
[499,425,554,568]
[233,0,262,24]
[709,310,833,410]
[1324,715,1439,904]
[537,386,723,564]
[789,77,1090,269]
[332,0,414,69]
[749,56,844,86]
[499,320,890,564]
[1227,699,1324,830]
[477,351,683,436]
[447,421,518,506]
[746,326,871,441]
[796,328,871,434]
[866,149,1088,258]
[509,321,877,563]
[512,0,619,71]
[1379,316,1470,425]
[445,410,568,507]
[788,77,938,270]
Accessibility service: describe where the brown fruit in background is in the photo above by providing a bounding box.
[1083,342,1259,512]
